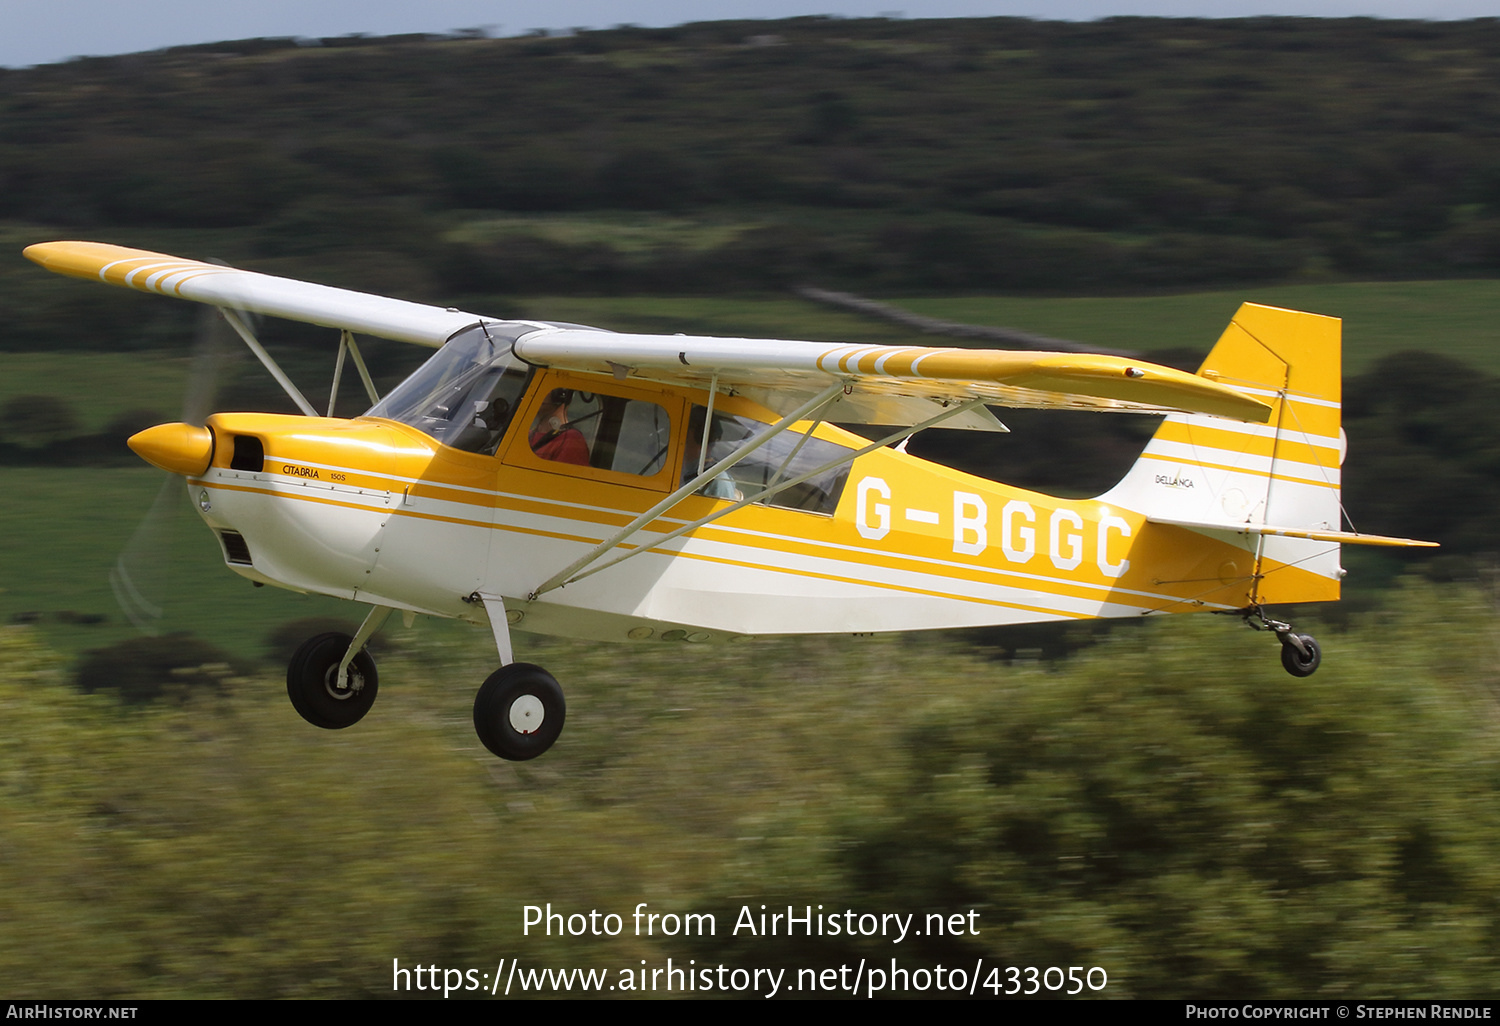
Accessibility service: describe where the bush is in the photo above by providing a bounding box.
[0,394,78,449]
[74,633,242,704]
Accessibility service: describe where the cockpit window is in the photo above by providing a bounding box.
[366,323,533,455]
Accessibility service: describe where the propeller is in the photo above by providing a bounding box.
[109,303,243,634]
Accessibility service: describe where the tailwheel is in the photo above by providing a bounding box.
[286,632,379,729]
[473,663,565,761]
[1279,633,1321,678]
[1239,607,1322,678]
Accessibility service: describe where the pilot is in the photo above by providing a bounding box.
[528,389,590,465]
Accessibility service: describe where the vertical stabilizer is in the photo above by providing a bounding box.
[1100,303,1344,604]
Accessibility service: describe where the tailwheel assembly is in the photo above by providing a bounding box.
[1241,607,1321,678]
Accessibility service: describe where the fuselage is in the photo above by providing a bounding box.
[184,367,1334,645]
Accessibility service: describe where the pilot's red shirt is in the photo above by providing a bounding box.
[530,426,589,466]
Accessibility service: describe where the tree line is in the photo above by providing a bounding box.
[5,14,1500,324]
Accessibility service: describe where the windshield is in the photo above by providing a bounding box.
[366,323,534,455]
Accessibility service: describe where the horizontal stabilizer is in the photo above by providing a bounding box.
[1148,516,1438,549]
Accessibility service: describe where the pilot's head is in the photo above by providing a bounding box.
[537,387,574,421]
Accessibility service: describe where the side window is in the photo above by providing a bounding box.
[528,388,672,477]
[685,406,852,515]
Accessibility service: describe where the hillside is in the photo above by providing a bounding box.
[5,14,1500,335]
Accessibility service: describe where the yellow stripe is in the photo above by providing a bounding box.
[1154,421,1340,469]
[1138,451,1338,490]
[674,518,1167,607]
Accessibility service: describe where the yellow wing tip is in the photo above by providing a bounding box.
[25,240,151,278]
[22,240,78,268]
[23,241,222,293]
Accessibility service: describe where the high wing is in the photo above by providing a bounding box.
[512,328,1270,427]
[24,240,475,347]
[25,241,1270,428]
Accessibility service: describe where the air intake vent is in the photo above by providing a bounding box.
[230,435,264,472]
[219,531,253,565]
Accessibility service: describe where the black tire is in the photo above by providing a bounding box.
[473,663,565,761]
[286,632,378,729]
[1280,633,1321,678]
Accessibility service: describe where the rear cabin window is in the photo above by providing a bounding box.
[684,407,852,515]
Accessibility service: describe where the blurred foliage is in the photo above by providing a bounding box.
[0,394,79,449]
[74,633,245,704]
[263,616,361,666]
[3,581,1500,997]
[1344,351,1500,555]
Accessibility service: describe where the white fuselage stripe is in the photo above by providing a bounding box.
[229,464,1245,612]
[1141,440,1340,486]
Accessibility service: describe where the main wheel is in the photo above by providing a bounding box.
[1280,633,1321,678]
[473,663,565,761]
[286,632,379,729]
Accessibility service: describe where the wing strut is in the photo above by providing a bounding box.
[344,331,381,406]
[327,330,382,416]
[328,332,348,416]
[220,308,319,417]
[529,394,988,599]
[698,371,719,476]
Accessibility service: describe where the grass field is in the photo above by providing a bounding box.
[0,351,196,432]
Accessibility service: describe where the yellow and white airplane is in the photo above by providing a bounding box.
[25,241,1434,760]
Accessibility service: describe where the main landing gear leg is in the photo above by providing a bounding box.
[471,595,565,761]
[1242,606,1321,678]
[286,605,392,728]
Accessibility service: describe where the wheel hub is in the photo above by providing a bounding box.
[323,665,363,700]
[509,694,545,734]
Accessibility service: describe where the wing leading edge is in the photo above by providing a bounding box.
[26,240,1270,428]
